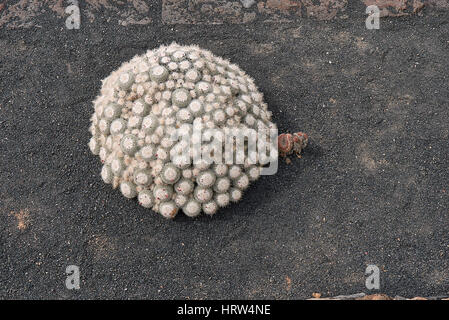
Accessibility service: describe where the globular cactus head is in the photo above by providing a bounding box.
[89,43,279,219]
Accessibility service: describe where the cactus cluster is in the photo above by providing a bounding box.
[89,43,277,219]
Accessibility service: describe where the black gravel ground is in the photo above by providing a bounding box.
[0,2,448,299]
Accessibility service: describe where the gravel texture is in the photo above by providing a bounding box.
[0,1,448,299]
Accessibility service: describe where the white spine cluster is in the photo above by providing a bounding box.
[89,43,277,219]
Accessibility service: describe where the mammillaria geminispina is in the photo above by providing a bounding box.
[89,43,308,219]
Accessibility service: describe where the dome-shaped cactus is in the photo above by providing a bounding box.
[89,43,291,219]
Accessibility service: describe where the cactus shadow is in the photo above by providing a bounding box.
[218,139,323,220]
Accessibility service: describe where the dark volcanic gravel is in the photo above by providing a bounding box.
[0,1,448,299]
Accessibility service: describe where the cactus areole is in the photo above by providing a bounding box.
[89,43,308,219]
